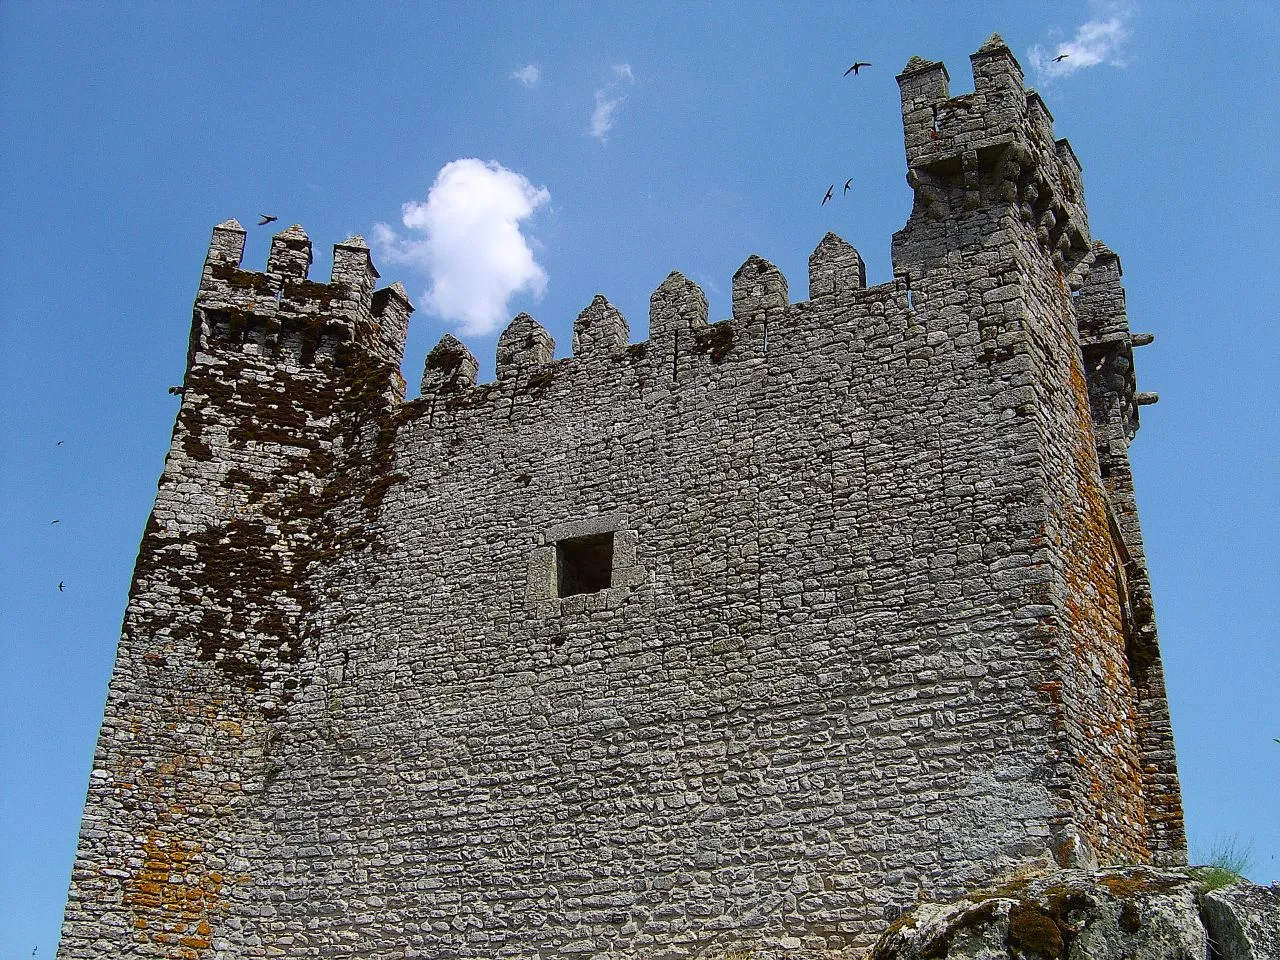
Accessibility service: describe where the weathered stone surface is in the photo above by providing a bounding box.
[59,35,1183,960]
[1201,881,1280,960]
[870,867,1210,960]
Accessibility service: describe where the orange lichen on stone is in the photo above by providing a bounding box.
[1051,285,1150,864]
[122,831,223,957]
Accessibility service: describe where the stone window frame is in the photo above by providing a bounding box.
[525,513,643,617]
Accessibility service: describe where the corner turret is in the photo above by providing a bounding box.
[894,34,1089,274]
[165,221,416,708]
[193,223,410,388]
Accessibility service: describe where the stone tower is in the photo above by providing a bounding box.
[59,36,1183,959]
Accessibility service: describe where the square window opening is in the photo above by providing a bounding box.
[556,532,614,598]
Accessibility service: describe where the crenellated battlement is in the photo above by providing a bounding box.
[897,34,1090,270]
[193,219,412,375]
[414,238,915,422]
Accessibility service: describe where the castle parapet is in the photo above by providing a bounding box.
[332,235,380,302]
[418,230,905,410]
[649,271,709,339]
[266,223,312,279]
[371,280,414,368]
[496,312,555,384]
[192,222,411,379]
[732,254,788,353]
[573,295,629,358]
[897,35,1089,266]
[422,334,480,394]
[809,232,866,300]
[206,217,247,266]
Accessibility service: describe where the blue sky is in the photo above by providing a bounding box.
[2,1,1276,951]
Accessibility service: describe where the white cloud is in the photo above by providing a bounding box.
[373,159,551,336]
[511,64,540,87]
[590,91,625,143]
[1029,2,1135,80]
[589,63,637,144]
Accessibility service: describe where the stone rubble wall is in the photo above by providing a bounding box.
[58,34,1183,960]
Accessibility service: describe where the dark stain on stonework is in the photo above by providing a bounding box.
[444,384,495,411]
[210,262,274,293]
[185,436,215,462]
[283,278,348,305]
[127,317,411,703]
[424,346,468,390]
[525,369,555,393]
[694,322,735,363]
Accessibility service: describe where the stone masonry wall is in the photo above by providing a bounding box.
[58,224,412,959]
[59,35,1184,960]
[1075,247,1186,863]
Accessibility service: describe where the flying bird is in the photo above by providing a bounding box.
[1052,54,1069,63]
[843,178,853,194]
[58,581,64,592]
[51,519,60,525]
[821,185,834,206]
[258,214,278,226]
[56,440,63,446]
[844,62,871,76]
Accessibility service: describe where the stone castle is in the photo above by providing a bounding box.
[60,36,1186,959]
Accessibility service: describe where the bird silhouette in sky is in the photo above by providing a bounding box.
[1052,54,1069,63]
[58,581,65,592]
[844,62,871,76]
[843,178,853,194]
[56,440,63,446]
[258,214,278,226]
[51,519,60,525]
[821,185,834,206]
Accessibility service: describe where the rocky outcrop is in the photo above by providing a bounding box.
[1201,881,1280,960]
[869,866,1278,960]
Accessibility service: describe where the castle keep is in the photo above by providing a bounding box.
[60,37,1185,958]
